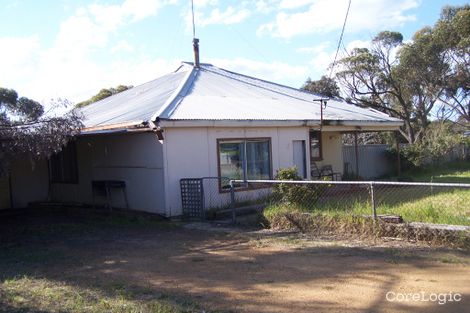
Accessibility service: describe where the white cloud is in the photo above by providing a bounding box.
[0,36,41,92]
[193,0,218,7]
[208,57,309,88]
[346,39,371,50]
[0,0,175,103]
[191,6,251,27]
[258,0,420,38]
[296,41,331,54]
[255,0,277,14]
[295,39,374,80]
[111,40,135,53]
[185,2,251,30]
[279,0,314,9]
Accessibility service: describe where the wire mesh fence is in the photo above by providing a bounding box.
[228,180,470,226]
[181,176,470,226]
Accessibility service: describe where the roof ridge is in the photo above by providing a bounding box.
[151,64,197,121]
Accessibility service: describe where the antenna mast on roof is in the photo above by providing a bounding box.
[191,0,200,68]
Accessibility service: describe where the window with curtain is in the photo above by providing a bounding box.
[309,130,322,162]
[218,138,271,189]
[49,141,78,183]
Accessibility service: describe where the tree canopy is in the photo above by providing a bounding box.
[332,4,469,144]
[75,85,133,108]
[433,5,470,123]
[0,88,82,175]
[301,76,340,98]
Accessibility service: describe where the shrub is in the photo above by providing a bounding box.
[387,123,465,168]
[272,167,325,208]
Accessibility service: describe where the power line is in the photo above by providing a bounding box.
[329,0,352,79]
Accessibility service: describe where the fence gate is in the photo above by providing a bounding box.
[180,178,204,220]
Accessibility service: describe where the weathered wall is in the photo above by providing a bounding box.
[10,158,49,208]
[163,127,343,216]
[0,175,10,210]
[50,132,166,214]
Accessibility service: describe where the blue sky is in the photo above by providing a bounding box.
[0,0,467,104]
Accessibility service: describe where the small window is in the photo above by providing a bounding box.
[218,138,272,189]
[309,130,322,161]
[49,141,78,183]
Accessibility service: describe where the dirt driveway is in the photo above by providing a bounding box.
[0,209,469,312]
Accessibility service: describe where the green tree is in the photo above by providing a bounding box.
[335,31,424,144]
[75,85,133,108]
[434,5,470,123]
[0,88,82,175]
[301,76,340,98]
[397,27,447,134]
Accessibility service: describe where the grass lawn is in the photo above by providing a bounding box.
[397,161,470,183]
[265,161,470,226]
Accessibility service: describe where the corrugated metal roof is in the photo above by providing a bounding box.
[161,63,401,124]
[80,64,191,128]
[80,62,402,129]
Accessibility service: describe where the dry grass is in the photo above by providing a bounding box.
[0,276,200,313]
[263,210,470,248]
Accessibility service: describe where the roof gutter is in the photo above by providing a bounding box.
[157,119,403,130]
[79,120,150,135]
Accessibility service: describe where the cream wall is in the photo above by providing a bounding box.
[6,128,342,215]
[315,132,343,174]
[50,132,166,214]
[163,127,343,216]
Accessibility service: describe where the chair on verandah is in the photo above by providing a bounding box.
[311,163,342,181]
[321,165,342,181]
[311,162,323,179]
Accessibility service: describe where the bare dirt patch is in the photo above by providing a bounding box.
[1,209,469,312]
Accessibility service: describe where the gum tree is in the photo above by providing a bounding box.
[0,87,82,175]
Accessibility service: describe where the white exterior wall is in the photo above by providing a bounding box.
[163,127,343,216]
[51,132,166,214]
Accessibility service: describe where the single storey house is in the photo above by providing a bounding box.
[8,62,402,216]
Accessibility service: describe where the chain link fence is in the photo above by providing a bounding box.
[182,177,470,226]
[228,180,470,226]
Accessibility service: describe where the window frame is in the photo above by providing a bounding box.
[216,137,273,193]
[309,130,323,162]
[49,141,79,184]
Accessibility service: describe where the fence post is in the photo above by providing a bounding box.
[230,180,236,224]
[370,182,377,220]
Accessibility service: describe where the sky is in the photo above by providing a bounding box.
[0,0,467,105]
